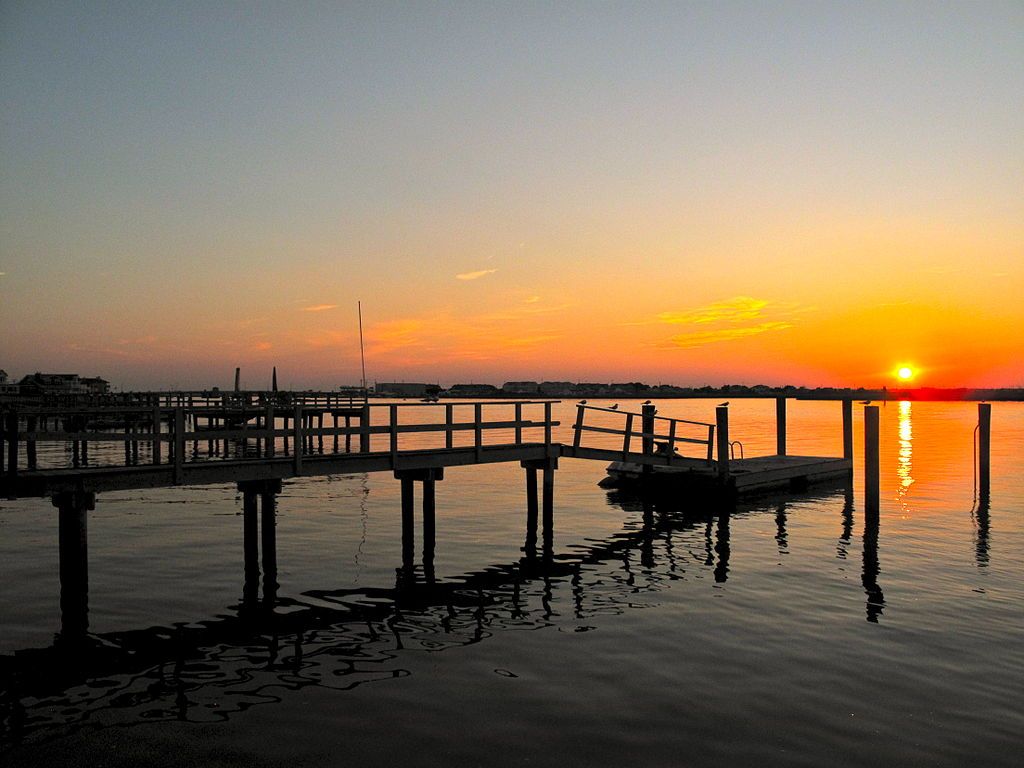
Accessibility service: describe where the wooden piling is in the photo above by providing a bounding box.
[716,406,730,479]
[775,397,787,456]
[54,490,94,638]
[842,399,853,461]
[243,489,259,585]
[260,487,278,594]
[152,407,161,465]
[26,415,37,471]
[359,405,370,453]
[401,477,415,568]
[525,466,538,557]
[293,406,303,474]
[423,476,436,565]
[864,405,880,517]
[173,408,185,484]
[542,464,555,552]
[978,403,991,500]
[445,404,453,449]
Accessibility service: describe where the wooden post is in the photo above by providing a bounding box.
[544,402,552,454]
[622,413,634,460]
[243,488,259,585]
[401,477,414,568]
[572,405,584,449]
[333,413,339,453]
[359,405,370,453]
[6,410,17,477]
[265,405,275,457]
[54,490,94,638]
[775,397,787,456]
[542,464,555,555]
[445,404,453,449]
[525,466,538,557]
[667,419,677,466]
[864,405,880,517]
[260,486,278,596]
[26,415,37,471]
[80,414,88,465]
[641,404,656,474]
[293,405,303,475]
[978,403,991,501]
[173,407,185,484]
[423,476,436,565]
[474,403,483,462]
[515,402,523,445]
[390,405,399,467]
[716,406,730,479]
[344,414,351,453]
[152,407,161,465]
[842,399,853,461]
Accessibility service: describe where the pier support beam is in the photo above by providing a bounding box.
[978,403,991,501]
[864,405,880,518]
[394,468,444,576]
[53,490,95,639]
[237,479,282,605]
[522,458,557,559]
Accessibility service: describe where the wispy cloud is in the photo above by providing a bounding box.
[658,296,768,325]
[650,296,810,350]
[254,341,273,351]
[456,269,498,281]
[524,295,541,304]
[302,304,338,312]
[661,322,793,349]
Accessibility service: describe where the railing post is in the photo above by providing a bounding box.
[515,403,523,445]
[706,424,715,463]
[716,406,730,479]
[842,399,853,461]
[776,397,787,456]
[544,402,552,455]
[978,403,991,501]
[667,419,677,466]
[572,405,584,449]
[359,404,370,453]
[474,403,483,462]
[173,407,185,484]
[390,404,399,467]
[622,413,634,461]
[445,404,453,450]
[293,405,303,474]
[26,415,37,471]
[265,405,275,457]
[864,405,880,517]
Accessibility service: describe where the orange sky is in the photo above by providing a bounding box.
[2,4,1022,390]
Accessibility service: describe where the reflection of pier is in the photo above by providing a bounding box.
[0,487,854,749]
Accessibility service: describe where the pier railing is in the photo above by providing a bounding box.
[0,400,558,481]
[566,404,716,465]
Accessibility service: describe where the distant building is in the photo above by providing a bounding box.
[375,382,430,397]
[446,383,501,397]
[501,381,540,395]
[80,376,110,394]
[0,369,19,396]
[538,381,574,395]
[18,372,88,395]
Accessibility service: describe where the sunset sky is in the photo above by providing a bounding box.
[2,2,1022,390]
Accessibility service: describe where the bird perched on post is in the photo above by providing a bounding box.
[860,400,871,404]
[642,400,652,405]
[578,399,587,405]
[609,403,618,410]
[718,401,729,407]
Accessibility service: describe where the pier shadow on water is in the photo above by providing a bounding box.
[0,482,866,756]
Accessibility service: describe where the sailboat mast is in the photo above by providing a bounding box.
[358,301,367,391]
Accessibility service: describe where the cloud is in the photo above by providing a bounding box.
[657,296,768,325]
[524,295,541,304]
[302,304,338,312]
[661,322,793,349]
[254,341,273,351]
[456,269,498,281]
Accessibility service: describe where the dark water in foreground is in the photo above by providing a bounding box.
[1,400,1021,766]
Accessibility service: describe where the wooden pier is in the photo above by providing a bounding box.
[4,391,937,641]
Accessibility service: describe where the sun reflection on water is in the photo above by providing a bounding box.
[897,400,914,506]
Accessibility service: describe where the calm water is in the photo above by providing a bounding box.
[1,399,1021,767]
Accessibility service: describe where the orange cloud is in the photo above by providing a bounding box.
[658,296,768,325]
[662,321,794,349]
[302,304,338,312]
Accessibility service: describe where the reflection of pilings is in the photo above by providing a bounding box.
[53,490,95,640]
[714,510,731,583]
[973,498,990,569]
[523,458,556,561]
[261,485,279,603]
[774,504,788,555]
[237,479,282,607]
[524,465,538,559]
[394,468,444,582]
[838,487,854,559]
[862,513,885,623]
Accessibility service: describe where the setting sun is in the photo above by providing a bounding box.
[897,366,915,381]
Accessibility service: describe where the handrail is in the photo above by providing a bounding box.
[570,404,715,464]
